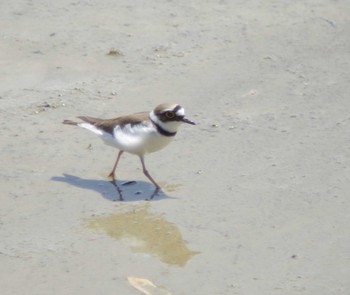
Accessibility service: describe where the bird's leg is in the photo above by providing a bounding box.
[148,187,160,200]
[107,150,124,201]
[108,150,124,181]
[139,156,161,190]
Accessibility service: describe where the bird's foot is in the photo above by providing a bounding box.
[145,187,162,201]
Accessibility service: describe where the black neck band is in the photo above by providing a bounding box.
[150,117,177,137]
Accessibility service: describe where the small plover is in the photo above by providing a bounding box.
[63,103,195,199]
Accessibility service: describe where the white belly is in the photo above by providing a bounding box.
[78,121,175,155]
[102,123,174,155]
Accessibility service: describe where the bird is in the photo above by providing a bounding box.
[63,103,195,200]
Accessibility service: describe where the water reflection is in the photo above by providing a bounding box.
[86,204,199,266]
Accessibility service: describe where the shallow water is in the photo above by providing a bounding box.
[86,203,199,266]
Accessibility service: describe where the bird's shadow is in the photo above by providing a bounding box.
[51,173,174,202]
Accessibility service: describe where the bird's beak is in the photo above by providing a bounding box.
[181,117,196,125]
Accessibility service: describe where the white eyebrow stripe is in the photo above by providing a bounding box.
[175,107,185,116]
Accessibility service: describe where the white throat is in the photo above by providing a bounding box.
[149,111,182,133]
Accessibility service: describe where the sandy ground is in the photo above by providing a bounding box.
[1,0,350,294]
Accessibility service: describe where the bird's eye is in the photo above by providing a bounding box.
[165,111,175,119]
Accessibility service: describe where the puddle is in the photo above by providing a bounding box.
[86,204,199,266]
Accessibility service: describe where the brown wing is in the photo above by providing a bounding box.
[77,112,149,135]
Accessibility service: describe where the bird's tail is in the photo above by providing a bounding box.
[62,119,104,136]
[62,119,78,126]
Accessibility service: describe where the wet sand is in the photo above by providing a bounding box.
[1,0,350,294]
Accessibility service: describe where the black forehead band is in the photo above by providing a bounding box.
[173,105,182,113]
